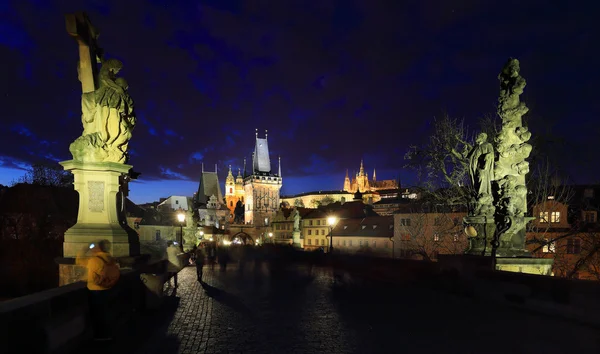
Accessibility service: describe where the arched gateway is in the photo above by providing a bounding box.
[229,231,254,245]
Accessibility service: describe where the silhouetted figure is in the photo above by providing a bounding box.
[218,247,230,271]
[206,244,216,270]
[194,245,205,282]
[166,241,183,287]
[84,240,120,341]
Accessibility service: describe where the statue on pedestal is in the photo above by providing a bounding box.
[293,208,300,232]
[467,132,495,217]
[66,13,136,164]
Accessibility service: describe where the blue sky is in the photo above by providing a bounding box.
[1,0,599,204]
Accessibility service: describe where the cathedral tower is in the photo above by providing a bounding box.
[243,129,283,225]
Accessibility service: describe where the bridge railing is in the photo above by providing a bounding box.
[0,258,181,354]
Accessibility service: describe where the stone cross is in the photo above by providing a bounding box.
[65,12,102,93]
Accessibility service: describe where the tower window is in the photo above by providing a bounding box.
[230,201,233,207]
[230,188,233,193]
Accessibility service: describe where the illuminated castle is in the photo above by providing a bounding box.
[343,160,398,193]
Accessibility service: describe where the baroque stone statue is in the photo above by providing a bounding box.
[66,13,136,164]
[467,132,495,217]
[293,208,300,232]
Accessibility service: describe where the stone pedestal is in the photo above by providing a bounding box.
[495,257,554,276]
[292,230,302,248]
[464,215,496,256]
[439,254,554,277]
[59,160,139,258]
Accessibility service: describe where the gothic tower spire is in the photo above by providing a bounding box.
[278,156,282,177]
[359,159,364,176]
[373,168,377,182]
[202,163,204,173]
[226,165,234,185]
[243,158,247,177]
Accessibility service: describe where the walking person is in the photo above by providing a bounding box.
[166,241,183,288]
[85,240,121,341]
[195,244,205,282]
[207,243,216,270]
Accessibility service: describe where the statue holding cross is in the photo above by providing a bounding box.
[65,12,136,164]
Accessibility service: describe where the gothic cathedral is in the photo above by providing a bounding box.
[225,130,282,225]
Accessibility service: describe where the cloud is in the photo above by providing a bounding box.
[189,152,204,162]
[159,166,188,180]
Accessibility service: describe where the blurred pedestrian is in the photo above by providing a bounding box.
[166,241,183,287]
[194,244,205,282]
[86,240,120,341]
[207,243,216,270]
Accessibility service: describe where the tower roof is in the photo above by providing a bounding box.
[253,130,271,173]
[226,165,234,185]
[196,170,223,205]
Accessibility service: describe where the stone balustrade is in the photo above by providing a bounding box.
[0,258,181,354]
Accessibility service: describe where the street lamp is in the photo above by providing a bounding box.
[327,216,337,254]
[268,232,273,243]
[177,212,185,245]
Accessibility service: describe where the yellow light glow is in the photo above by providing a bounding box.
[268,232,273,237]
[177,213,185,223]
[327,216,337,226]
[223,240,232,246]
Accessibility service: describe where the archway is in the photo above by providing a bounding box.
[229,231,254,245]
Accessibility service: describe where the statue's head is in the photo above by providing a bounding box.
[476,132,488,145]
[103,58,123,74]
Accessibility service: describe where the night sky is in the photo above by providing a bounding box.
[1,0,598,204]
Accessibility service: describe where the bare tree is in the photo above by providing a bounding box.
[404,114,474,206]
[12,163,73,187]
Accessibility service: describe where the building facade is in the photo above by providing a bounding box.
[224,130,283,225]
[393,204,467,260]
[330,216,395,256]
[225,166,245,218]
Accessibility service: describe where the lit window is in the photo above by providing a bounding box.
[434,233,440,242]
[542,239,556,253]
[567,239,581,254]
[308,230,312,235]
[551,212,560,223]
[585,212,596,223]
[230,188,233,193]
[230,201,233,207]
[400,218,411,226]
[453,234,459,242]
[539,212,549,223]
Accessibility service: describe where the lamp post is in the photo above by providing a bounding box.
[199,230,204,246]
[268,232,273,243]
[177,212,185,245]
[327,216,337,254]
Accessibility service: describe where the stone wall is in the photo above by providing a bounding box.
[0,260,170,354]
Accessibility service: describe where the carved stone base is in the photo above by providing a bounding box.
[495,257,554,276]
[439,254,554,277]
[463,216,496,256]
[60,160,139,258]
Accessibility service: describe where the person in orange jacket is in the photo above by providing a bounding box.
[86,240,121,341]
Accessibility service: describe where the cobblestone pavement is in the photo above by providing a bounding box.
[128,263,600,354]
